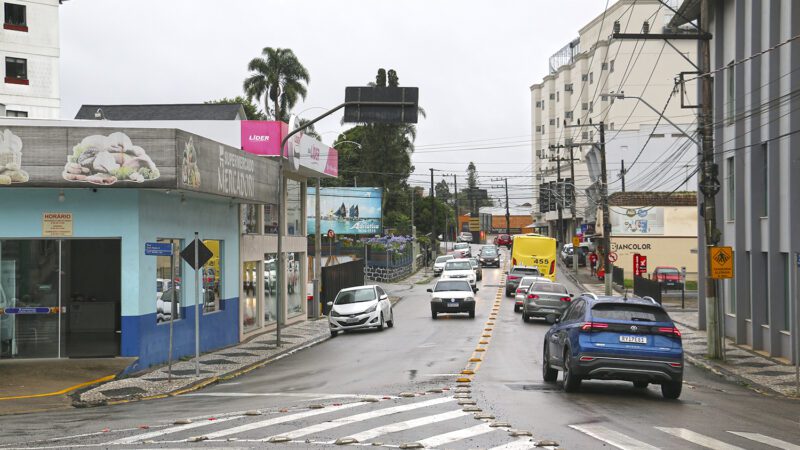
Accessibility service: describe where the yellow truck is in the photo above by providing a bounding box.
[510,234,557,281]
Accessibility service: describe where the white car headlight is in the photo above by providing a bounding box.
[466,297,475,302]
[431,297,442,302]
[365,304,377,313]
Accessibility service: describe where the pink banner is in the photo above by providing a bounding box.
[240,121,284,156]
[240,120,338,177]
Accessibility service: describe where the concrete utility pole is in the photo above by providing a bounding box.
[620,160,626,192]
[452,174,459,237]
[599,122,612,296]
[699,0,723,359]
[430,168,437,256]
[556,151,564,246]
[313,178,321,319]
[569,144,578,274]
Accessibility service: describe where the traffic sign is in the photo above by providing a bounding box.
[608,252,618,263]
[0,307,57,315]
[181,239,213,270]
[327,229,335,239]
[572,237,580,247]
[710,246,734,279]
[469,217,480,232]
[145,242,173,257]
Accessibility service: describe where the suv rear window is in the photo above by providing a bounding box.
[512,268,540,276]
[591,304,671,322]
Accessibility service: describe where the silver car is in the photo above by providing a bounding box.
[433,254,455,276]
[521,282,572,322]
[513,276,552,312]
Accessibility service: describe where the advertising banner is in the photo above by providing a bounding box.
[610,207,664,235]
[307,187,382,235]
[240,121,285,156]
[240,121,338,177]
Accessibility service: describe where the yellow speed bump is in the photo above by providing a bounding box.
[479,341,489,344]
[475,348,486,352]
[456,377,472,383]
[461,369,475,375]
[482,334,491,338]
[469,357,482,362]
[486,322,495,325]
[484,328,493,331]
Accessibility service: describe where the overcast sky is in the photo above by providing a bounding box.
[60,0,611,205]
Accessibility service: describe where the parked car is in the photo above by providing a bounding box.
[441,258,477,290]
[468,257,483,281]
[652,266,682,291]
[478,247,500,267]
[522,282,572,322]
[542,294,684,399]
[505,266,542,297]
[495,234,513,248]
[452,242,472,258]
[560,244,588,267]
[458,232,473,243]
[428,279,476,319]
[328,285,394,337]
[433,255,455,276]
[513,275,552,312]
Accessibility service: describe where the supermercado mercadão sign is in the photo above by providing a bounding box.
[0,126,279,204]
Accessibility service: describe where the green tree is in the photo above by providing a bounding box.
[243,47,310,122]
[435,179,451,204]
[205,96,268,120]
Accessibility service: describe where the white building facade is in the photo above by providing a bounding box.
[0,0,60,118]
[673,0,800,362]
[530,0,696,240]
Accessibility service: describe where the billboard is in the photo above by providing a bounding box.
[240,121,338,177]
[307,187,382,235]
[610,207,664,235]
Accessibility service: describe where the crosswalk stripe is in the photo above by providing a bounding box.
[202,401,366,440]
[109,416,244,445]
[417,422,495,448]
[487,437,541,450]
[263,396,455,440]
[569,424,659,450]
[728,431,800,450]
[656,427,745,450]
[343,409,469,443]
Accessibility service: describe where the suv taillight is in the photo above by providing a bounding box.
[527,294,539,299]
[516,288,525,294]
[508,275,519,280]
[658,326,682,338]
[559,296,571,302]
[580,322,609,332]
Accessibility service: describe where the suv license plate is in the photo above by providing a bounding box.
[448,302,459,308]
[620,335,647,344]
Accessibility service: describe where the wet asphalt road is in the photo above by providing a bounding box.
[1,245,799,449]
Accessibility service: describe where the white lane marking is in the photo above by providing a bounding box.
[417,422,496,448]
[109,415,244,445]
[728,432,800,450]
[343,409,469,443]
[569,424,659,450]
[656,427,745,450]
[487,437,542,450]
[265,396,455,441]
[203,401,366,440]
[183,392,389,400]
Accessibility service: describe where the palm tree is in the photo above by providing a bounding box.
[243,48,310,122]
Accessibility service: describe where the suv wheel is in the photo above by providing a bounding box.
[468,308,475,318]
[542,345,558,382]
[562,348,582,392]
[661,380,682,399]
[431,310,438,320]
[522,312,530,323]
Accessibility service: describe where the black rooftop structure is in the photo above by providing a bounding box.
[75,103,247,121]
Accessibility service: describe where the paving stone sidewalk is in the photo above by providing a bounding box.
[561,262,800,399]
[77,268,432,407]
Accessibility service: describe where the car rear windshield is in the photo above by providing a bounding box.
[436,256,454,263]
[454,243,468,249]
[531,283,567,294]
[590,304,671,322]
[335,288,376,304]
[659,268,680,274]
[512,268,540,276]
[434,281,472,292]
[446,261,472,271]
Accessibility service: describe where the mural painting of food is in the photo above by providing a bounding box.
[181,137,201,188]
[63,132,160,185]
[0,129,30,185]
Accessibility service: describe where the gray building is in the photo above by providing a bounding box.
[673,0,800,362]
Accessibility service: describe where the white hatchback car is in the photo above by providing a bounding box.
[328,285,394,337]
[428,279,476,319]
[441,258,477,290]
[433,254,455,276]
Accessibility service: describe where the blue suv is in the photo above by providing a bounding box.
[542,293,684,399]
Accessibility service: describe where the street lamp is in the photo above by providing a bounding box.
[610,93,698,145]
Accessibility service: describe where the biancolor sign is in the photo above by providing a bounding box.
[307,187,382,235]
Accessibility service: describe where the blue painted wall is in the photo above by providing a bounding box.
[0,188,241,369]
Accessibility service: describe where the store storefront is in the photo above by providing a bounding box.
[0,124,278,369]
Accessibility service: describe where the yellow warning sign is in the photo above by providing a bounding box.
[469,217,480,232]
[709,246,734,279]
[572,237,580,247]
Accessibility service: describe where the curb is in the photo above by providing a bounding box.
[682,353,795,399]
[0,374,116,402]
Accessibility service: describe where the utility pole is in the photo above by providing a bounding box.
[504,178,510,235]
[700,0,722,359]
[556,151,564,246]
[453,174,459,238]
[569,144,578,274]
[430,168,437,256]
[620,160,626,192]
[599,122,612,296]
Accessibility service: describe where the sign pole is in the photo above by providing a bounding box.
[795,252,799,395]
[168,243,175,382]
[194,232,200,377]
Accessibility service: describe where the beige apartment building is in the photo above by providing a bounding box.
[530,0,697,241]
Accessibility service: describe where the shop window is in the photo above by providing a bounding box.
[287,252,304,317]
[286,179,303,236]
[240,204,259,234]
[202,240,223,314]
[242,261,259,333]
[264,204,278,234]
[5,57,28,84]
[6,110,27,117]
[155,239,182,324]
[3,3,26,31]
[263,253,277,324]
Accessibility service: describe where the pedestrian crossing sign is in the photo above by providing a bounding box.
[710,246,734,279]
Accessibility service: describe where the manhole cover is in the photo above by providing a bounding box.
[220,352,258,358]
[506,383,561,392]
[200,359,236,365]
[101,387,147,397]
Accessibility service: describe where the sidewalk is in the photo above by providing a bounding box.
[562,263,800,399]
[75,267,433,408]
